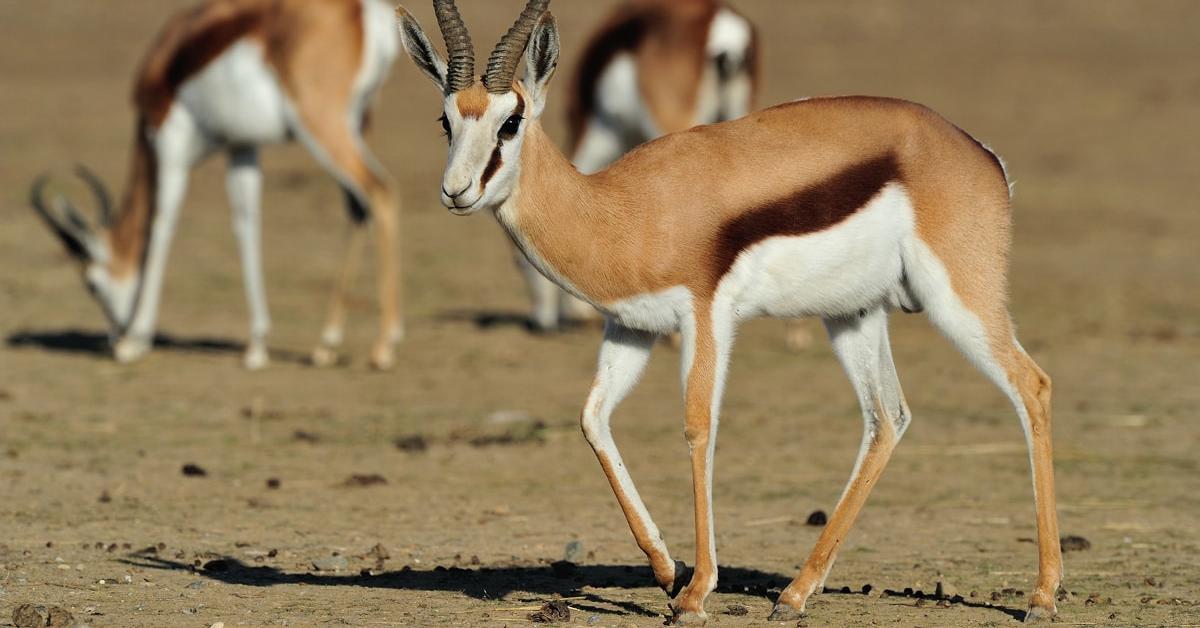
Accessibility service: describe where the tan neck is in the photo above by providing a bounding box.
[501,121,660,304]
[107,125,158,279]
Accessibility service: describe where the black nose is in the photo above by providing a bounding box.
[442,184,470,199]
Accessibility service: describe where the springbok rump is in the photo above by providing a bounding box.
[30,0,403,370]
[517,0,759,333]
[399,0,1061,624]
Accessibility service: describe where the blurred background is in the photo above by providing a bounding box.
[0,1,1197,626]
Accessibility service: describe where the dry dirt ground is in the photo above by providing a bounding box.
[2,1,1198,626]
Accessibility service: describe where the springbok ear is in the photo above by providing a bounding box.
[522,12,559,117]
[397,7,448,91]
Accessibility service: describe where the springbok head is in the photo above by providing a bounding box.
[30,168,136,339]
[398,0,559,215]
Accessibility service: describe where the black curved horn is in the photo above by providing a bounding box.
[30,174,90,259]
[75,164,114,226]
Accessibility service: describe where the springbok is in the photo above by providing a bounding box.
[516,0,759,332]
[399,0,1061,624]
[30,0,403,370]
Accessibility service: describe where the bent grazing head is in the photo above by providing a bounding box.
[30,168,139,342]
[398,0,560,215]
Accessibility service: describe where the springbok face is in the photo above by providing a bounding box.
[398,0,560,215]
[30,169,137,341]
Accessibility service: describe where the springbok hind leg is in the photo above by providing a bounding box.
[293,113,402,370]
[927,297,1061,621]
[771,307,910,620]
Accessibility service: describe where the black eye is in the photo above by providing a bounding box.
[438,114,451,139]
[499,114,523,140]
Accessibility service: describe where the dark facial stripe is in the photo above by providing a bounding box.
[711,153,902,286]
[480,94,525,189]
[480,145,504,188]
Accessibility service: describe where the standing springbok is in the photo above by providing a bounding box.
[516,0,759,331]
[400,0,1061,624]
[30,0,403,370]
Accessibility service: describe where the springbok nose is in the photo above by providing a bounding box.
[442,184,471,199]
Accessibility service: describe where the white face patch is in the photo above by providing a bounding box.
[85,261,139,337]
[440,90,527,215]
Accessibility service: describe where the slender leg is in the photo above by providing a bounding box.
[514,251,562,332]
[1007,342,1061,622]
[670,303,735,624]
[929,311,1062,619]
[114,111,206,363]
[311,214,367,368]
[581,321,679,591]
[771,307,909,620]
[291,113,402,369]
[226,148,271,370]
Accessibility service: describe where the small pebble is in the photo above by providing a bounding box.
[313,555,349,572]
[12,604,44,628]
[1060,535,1091,552]
[724,604,749,616]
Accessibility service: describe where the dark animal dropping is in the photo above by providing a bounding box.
[181,463,207,477]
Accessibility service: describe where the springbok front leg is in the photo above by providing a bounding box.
[771,307,910,620]
[670,304,735,625]
[582,321,681,592]
[226,147,271,370]
[115,111,207,363]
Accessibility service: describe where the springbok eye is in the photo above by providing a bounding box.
[438,114,451,138]
[499,114,523,140]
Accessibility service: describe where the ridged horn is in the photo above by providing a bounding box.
[434,0,475,93]
[484,0,550,94]
[30,173,92,260]
[75,164,114,226]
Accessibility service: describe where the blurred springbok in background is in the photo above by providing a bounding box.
[30,0,403,370]
[516,0,760,332]
[399,0,1062,623]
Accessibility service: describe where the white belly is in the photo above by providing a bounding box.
[177,40,291,145]
[718,183,915,320]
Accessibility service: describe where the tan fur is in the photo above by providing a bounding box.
[106,129,157,280]
[567,0,754,152]
[455,83,492,118]
[108,0,403,367]
[515,96,1010,304]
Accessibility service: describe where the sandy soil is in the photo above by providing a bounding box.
[1,1,1198,626]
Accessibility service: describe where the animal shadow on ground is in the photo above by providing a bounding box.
[123,555,1028,620]
[6,328,308,363]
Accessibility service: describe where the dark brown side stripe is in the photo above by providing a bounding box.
[566,8,650,152]
[711,153,902,286]
[136,6,264,127]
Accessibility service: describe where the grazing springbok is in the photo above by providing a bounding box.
[516,0,759,332]
[399,0,1061,624]
[30,0,403,370]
